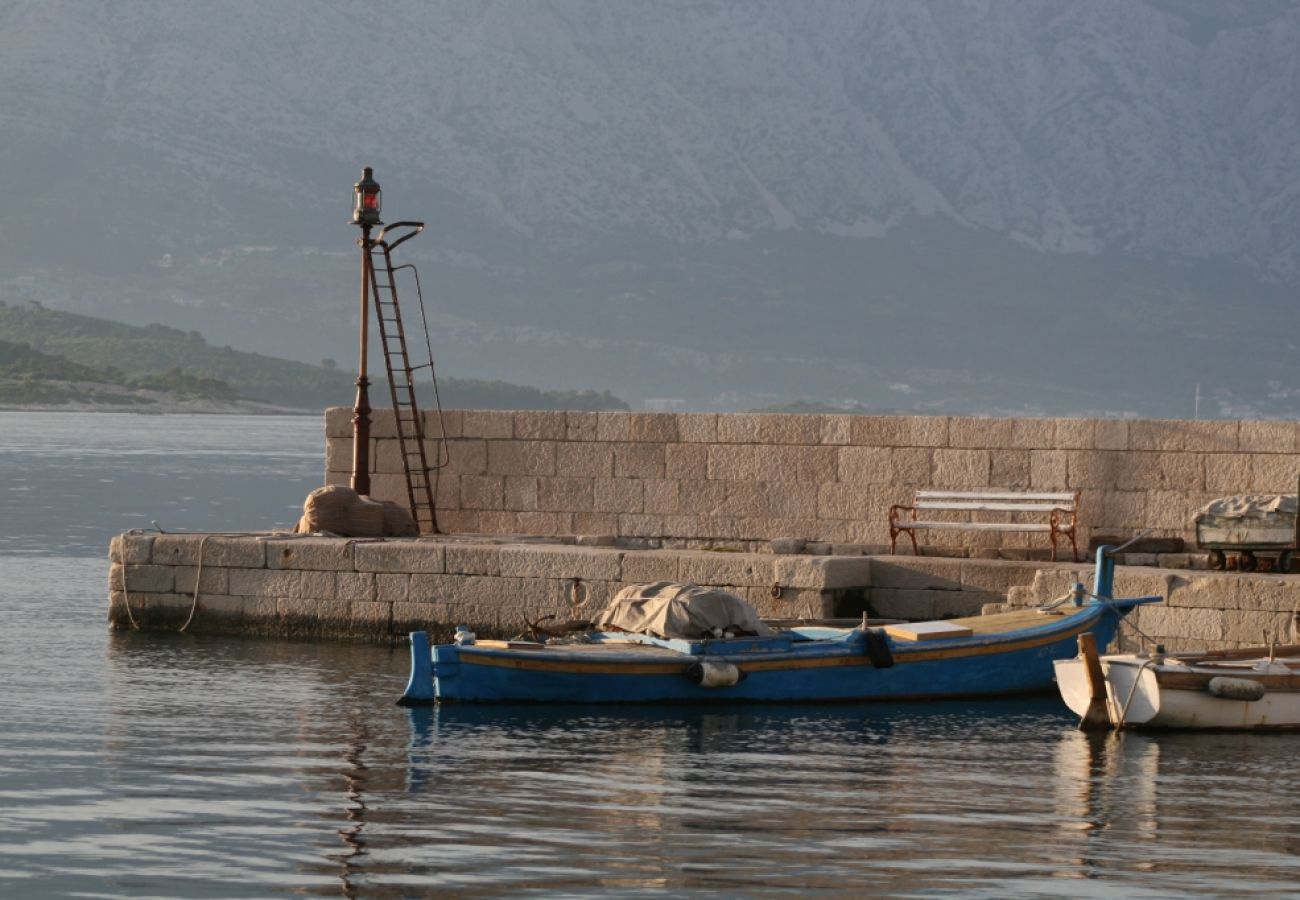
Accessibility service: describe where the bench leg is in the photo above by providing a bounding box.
[890,526,919,556]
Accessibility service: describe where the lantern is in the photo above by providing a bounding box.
[351,166,382,227]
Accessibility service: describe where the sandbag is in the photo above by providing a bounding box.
[295,484,421,537]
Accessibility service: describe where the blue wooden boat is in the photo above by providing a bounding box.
[399,548,1159,705]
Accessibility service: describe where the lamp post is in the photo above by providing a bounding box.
[350,166,382,496]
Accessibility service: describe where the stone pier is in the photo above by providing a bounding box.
[106,407,1300,651]
[108,530,1298,651]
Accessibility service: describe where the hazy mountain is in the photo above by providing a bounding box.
[3,0,1298,416]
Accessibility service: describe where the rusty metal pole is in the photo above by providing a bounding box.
[349,166,382,496]
[351,221,373,496]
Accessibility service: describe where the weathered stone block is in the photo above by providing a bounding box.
[817,483,873,521]
[374,572,408,600]
[443,439,488,477]
[1128,420,1189,452]
[363,474,408,507]
[891,448,933,485]
[519,511,575,534]
[461,410,514,440]
[932,449,990,487]
[1251,454,1300,492]
[642,479,681,515]
[353,541,446,573]
[1222,610,1293,645]
[868,558,964,591]
[1135,605,1224,642]
[678,413,719,443]
[423,408,463,440]
[595,411,631,442]
[373,438,403,474]
[175,565,231,595]
[820,415,851,446]
[514,411,567,441]
[226,568,300,598]
[620,550,681,583]
[775,556,872,590]
[849,415,906,448]
[613,443,666,479]
[1010,419,1054,449]
[444,544,501,575]
[909,417,951,448]
[758,414,821,445]
[503,476,539,511]
[497,545,623,581]
[837,446,893,485]
[1050,418,1093,450]
[538,477,596,512]
[629,413,679,443]
[674,479,726,516]
[718,482,768,518]
[1205,454,1252,493]
[297,569,337,600]
[949,417,1014,449]
[199,536,267,569]
[1030,450,1069,489]
[716,414,765,444]
[594,478,644,513]
[120,564,176,593]
[197,594,246,622]
[278,597,351,627]
[350,600,393,629]
[572,513,619,535]
[487,441,556,477]
[337,572,377,602]
[664,444,708,480]
[990,450,1030,488]
[956,560,1039,597]
[1238,420,1291,453]
[266,537,356,571]
[1093,419,1129,451]
[151,534,201,566]
[868,588,937,620]
[566,411,599,442]
[325,406,352,439]
[556,442,614,478]
[1066,450,1119,490]
[111,533,156,564]
[677,552,770,587]
[765,483,819,519]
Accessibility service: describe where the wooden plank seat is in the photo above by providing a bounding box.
[889,489,1080,561]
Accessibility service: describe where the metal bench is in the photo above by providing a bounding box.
[888,490,1080,561]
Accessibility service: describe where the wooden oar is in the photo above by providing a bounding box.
[1076,633,1113,731]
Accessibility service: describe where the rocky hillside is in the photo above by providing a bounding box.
[2,1,1297,415]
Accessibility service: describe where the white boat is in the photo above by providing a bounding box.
[1055,638,1300,731]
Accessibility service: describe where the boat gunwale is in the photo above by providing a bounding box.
[447,601,1131,675]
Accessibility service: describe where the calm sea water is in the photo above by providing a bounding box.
[2,411,1299,898]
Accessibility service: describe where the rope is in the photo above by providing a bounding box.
[118,527,310,633]
[178,534,212,633]
[1113,658,1158,729]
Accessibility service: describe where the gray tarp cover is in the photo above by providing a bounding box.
[593,582,776,639]
[1198,494,1297,521]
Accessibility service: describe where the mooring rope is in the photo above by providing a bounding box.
[118,526,318,632]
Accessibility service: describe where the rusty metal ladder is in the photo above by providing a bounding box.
[366,221,440,534]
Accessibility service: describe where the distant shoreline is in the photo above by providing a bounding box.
[0,400,320,416]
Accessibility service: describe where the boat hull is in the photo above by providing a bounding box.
[404,601,1141,705]
[1055,654,1300,730]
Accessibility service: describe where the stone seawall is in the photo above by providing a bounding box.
[325,408,1300,556]
[108,532,1298,651]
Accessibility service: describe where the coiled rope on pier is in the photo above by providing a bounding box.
[118,525,321,632]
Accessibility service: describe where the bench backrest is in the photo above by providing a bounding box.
[913,490,1076,513]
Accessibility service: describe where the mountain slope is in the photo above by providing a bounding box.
[1,1,1297,415]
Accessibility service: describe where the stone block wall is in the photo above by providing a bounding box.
[108,531,884,641]
[325,409,1300,555]
[1001,564,1300,653]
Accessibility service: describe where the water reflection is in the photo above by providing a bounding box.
[4,413,1300,896]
